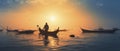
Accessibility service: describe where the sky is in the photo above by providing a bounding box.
[0,0,120,30]
[84,0,120,28]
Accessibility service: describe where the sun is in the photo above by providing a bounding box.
[50,16,56,21]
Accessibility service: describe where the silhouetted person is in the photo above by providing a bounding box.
[43,23,49,40]
[43,22,49,32]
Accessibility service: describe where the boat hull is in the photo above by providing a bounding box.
[0,30,3,32]
[7,30,18,32]
[18,30,35,34]
[81,28,117,33]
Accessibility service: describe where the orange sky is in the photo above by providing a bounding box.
[0,0,99,31]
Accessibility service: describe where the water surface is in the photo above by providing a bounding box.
[0,31,120,51]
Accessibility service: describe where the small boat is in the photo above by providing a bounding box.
[37,25,59,38]
[6,26,18,32]
[18,30,35,34]
[0,29,3,32]
[7,29,19,32]
[0,25,3,32]
[81,28,119,33]
[59,29,68,32]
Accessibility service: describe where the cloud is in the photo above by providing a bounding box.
[0,0,27,11]
[0,0,82,11]
[27,0,68,4]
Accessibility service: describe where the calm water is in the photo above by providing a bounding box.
[0,31,120,51]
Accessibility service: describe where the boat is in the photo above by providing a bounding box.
[0,29,3,32]
[18,30,35,34]
[59,29,68,32]
[6,26,19,32]
[7,29,19,32]
[0,25,3,32]
[81,28,119,33]
[37,25,59,38]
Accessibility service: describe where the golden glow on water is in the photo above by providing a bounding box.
[48,36,59,47]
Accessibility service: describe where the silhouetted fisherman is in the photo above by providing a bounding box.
[43,22,49,32]
[43,22,49,40]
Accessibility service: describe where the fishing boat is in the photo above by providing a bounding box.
[81,28,119,33]
[6,26,19,32]
[0,29,3,32]
[0,25,3,32]
[37,25,60,38]
[59,29,67,32]
[18,30,35,34]
[7,29,19,32]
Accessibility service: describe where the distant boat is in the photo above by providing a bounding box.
[0,25,3,32]
[0,29,3,32]
[6,26,18,32]
[81,28,120,33]
[18,30,35,34]
[59,29,68,32]
[7,29,19,32]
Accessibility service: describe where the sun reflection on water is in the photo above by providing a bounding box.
[48,36,59,47]
[0,30,99,51]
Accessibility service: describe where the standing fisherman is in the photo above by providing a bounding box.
[43,22,49,32]
[43,22,50,46]
[43,22,49,41]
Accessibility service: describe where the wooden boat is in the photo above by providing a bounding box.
[0,29,3,32]
[59,29,67,32]
[0,25,3,32]
[18,30,35,34]
[7,29,19,32]
[6,26,18,32]
[81,28,119,33]
[37,25,59,38]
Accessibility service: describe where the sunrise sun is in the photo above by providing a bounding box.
[49,16,56,21]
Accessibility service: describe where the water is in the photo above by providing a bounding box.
[0,31,120,51]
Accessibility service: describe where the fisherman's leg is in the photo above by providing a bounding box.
[44,35,48,40]
[44,35,49,46]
